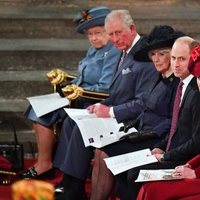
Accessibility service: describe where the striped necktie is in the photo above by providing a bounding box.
[118,51,127,70]
[166,81,183,152]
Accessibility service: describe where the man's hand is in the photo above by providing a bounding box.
[87,105,96,113]
[93,104,111,117]
[153,153,164,162]
[151,148,164,155]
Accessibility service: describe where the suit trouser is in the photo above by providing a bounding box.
[53,116,94,180]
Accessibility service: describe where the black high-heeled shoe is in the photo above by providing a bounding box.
[19,166,55,180]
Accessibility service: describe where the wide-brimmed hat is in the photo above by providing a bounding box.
[134,25,185,62]
[74,6,110,34]
[189,44,200,77]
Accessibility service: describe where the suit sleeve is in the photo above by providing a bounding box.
[113,62,156,123]
[164,92,200,161]
[154,134,169,150]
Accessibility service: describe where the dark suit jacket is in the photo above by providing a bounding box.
[101,38,157,123]
[124,78,200,200]
[156,77,200,162]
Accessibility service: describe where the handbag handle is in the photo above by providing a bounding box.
[0,120,19,146]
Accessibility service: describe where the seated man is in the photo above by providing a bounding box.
[90,25,184,200]
[52,9,156,200]
[19,6,121,179]
[125,37,200,200]
[136,43,200,200]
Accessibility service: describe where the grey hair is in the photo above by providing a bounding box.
[105,9,134,28]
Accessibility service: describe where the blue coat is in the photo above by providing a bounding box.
[137,73,179,137]
[72,41,121,92]
[25,41,120,126]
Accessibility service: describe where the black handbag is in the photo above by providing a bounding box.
[120,130,158,143]
[0,120,24,170]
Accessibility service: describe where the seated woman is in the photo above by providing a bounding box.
[19,6,121,179]
[90,25,184,200]
[136,43,200,200]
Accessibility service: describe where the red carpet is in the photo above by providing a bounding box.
[0,159,64,200]
[0,159,118,200]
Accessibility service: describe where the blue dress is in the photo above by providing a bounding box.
[24,41,121,126]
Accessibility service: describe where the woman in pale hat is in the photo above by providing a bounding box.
[20,6,120,179]
[136,43,200,200]
[90,25,185,200]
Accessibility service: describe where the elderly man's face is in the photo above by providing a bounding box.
[105,19,135,51]
[171,41,191,80]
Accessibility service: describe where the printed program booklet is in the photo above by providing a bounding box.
[64,108,137,148]
[135,169,182,182]
[104,148,158,175]
[27,93,69,117]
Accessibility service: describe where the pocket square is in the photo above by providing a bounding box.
[122,68,132,75]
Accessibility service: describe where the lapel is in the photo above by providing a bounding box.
[109,53,131,87]
[174,77,197,133]
[109,38,144,88]
[149,73,162,93]
[180,77,197,109]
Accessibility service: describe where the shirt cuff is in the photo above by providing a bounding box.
[109,107,115,118]
[160,154,165,162]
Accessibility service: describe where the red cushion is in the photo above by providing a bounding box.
[0,156,12,170]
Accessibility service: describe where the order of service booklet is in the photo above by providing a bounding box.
[27,93,69,117]
[135,169,183,182]
[104,148,158,175]
[64,108,137,148]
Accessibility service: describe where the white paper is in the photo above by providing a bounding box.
[64,108,137,148]
[135,169,182,182]
[104,148,158,175]
[27,93,69,117]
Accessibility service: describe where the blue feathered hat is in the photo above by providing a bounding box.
[74,6,110,34]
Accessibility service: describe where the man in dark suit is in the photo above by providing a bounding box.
[53,9,156,200]
[125,36,200,200]
[90,25,184,200]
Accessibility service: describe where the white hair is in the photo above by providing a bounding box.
[105,9,134,29]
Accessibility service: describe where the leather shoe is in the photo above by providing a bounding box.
[19,166,55,179]
[54,185,65,193]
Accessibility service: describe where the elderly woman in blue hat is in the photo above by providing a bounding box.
[20,6,120,180]
[72,6,120,98]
